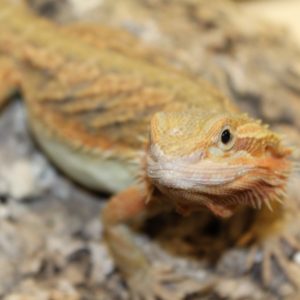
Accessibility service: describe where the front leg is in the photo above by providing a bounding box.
[238,200,300,289]
[102,187,214,300]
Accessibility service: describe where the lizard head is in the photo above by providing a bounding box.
[146,111,292,218]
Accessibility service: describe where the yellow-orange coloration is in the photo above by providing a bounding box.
[0,1,299,298]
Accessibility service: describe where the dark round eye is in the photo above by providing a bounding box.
[221,129,231,144]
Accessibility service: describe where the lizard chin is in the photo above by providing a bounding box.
[147,151,292,218]
[146,153,249,218]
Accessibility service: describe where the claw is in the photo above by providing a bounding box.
[244,233,300,289]
[245,245,258,270]
[283,234,300,251]
[261,245,272,286]
[128,263,215,300]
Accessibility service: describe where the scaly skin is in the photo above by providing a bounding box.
[0,0,299,298]
[0,0,235,192]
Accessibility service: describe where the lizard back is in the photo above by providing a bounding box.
[0,0,237,192]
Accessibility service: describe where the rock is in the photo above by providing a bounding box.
[2,160,37,200]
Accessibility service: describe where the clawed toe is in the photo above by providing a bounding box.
[283,234,300,252]
[129,263,214,300]
[245,234,300,289]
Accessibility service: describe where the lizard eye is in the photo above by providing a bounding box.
[218,126,235,150]
[221,129,231,144]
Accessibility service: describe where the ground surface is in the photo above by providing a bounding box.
[1,0,300,299]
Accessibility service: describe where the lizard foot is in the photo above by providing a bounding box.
[127,263,214,300]
[242,232,300,289]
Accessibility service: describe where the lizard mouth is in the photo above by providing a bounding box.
[147,157,253,190]
[147,153,291,218]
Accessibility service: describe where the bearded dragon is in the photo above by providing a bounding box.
[0,1,299,299]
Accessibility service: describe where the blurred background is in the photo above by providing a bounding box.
[1,0,300,299]
[238,0,300,46]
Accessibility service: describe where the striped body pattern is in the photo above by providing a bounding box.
[0,0,233,191]
[0,1,298,295]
